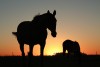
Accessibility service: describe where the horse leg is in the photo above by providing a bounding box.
[19,43,25,57]
[28,45,33,67]
[28,45,33,57]
[19,43,26,67]
[40,42,45,57]
[17,37,25,57]
[40,42,45,67]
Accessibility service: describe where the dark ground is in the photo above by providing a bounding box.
[0,55,100,67]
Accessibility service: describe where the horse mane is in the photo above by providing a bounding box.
[32,14,41,22]
[32,13,48,23]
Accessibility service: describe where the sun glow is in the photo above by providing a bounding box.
[46,48,57,55]
[45,45,62,56]
[24,45,62,56]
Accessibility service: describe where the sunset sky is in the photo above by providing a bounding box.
[0,0,100,56]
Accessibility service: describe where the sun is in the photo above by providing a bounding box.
[46,49,56,55]
[45,46,62,56]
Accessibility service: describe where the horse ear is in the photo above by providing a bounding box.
[53,10,56,16]
[47,10,50,14]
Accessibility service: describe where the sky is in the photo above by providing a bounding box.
[0,0,100,56]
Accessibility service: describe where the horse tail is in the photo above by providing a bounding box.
[12,32,17,37]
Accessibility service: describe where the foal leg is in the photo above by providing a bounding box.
[63,47,66,56]
[75,52,81,64]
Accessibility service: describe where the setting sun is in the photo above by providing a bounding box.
[45,46,61,55]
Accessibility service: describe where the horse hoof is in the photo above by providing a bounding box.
[22,53,25,57]
[28,52,33,57]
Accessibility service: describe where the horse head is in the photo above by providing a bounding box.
[46,10,57,37]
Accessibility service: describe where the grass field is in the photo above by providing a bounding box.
[0,55,100,67]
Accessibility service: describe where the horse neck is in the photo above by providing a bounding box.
[30,19,48,30]
[39,21,48,29]
[37,15,48,29]
[31,14,48,30]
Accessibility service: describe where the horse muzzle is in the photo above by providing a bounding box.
[51,32,57,37]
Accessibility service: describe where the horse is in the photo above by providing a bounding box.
[62,39,80,57]
[12,10,57,59]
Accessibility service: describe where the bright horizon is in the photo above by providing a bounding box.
[0,0,100,56]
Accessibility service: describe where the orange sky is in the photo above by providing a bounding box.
[0,0,100,56]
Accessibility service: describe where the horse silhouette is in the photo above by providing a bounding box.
[12,10,57,59]
[62,39,80,57]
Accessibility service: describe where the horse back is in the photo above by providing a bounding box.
[16,21,47,44]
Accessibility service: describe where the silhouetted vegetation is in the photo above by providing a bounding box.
[54,52,87,56]
[0,55,100,67]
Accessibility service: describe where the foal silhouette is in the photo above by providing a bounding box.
[63,39,80,57]
[12,10,57,59]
